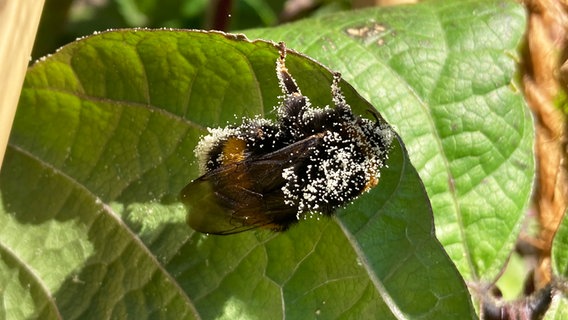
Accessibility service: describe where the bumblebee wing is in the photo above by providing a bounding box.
[181,159,291,235]
[181,134,323,235]
[181,176,259,234]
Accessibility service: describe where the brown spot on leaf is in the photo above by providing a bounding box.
[345,22,390,46]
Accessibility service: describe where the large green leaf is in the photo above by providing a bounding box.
[2,29,471,318]
[248,0,532,282]
[552,211,568,277]
[1,0,532,318]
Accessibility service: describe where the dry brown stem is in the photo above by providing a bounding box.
[522,0,568,289]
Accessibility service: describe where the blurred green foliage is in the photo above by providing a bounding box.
[33,0,351,60]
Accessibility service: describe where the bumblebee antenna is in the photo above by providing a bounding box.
[276,42,301,95]
[366,107,386,123]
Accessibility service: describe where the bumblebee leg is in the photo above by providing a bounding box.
[331,72,345,106]
[276,42,301,95]
[330,71,354,119]
[275,42,309,126]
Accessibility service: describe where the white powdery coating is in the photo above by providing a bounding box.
[281,115,393,220]
[282,167,297,207]
[371,121,394,157]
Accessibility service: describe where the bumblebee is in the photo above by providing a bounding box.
[180,42,393,235]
